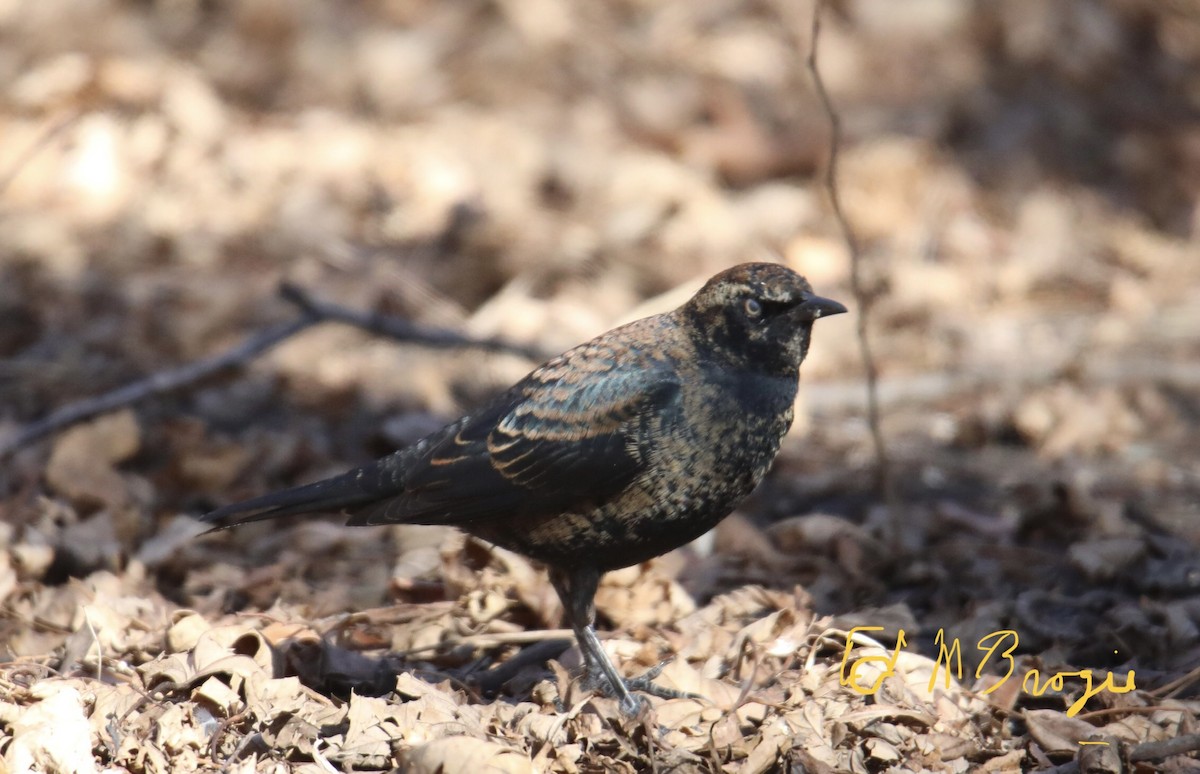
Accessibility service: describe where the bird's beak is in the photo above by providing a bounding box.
[793,293,848,321]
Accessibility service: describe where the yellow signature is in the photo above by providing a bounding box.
[838,626,1135,718]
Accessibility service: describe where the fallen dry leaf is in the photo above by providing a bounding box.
[44,410,141,508]
[404,735,536,774]
[2,1,1197,771]
[6,683,98,774]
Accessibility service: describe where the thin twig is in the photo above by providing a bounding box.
[0,283,546,458]
[0,110,81,198]
[805,0,900,536]
[84,608,102,683]
[309,737,341,774]
[0,317,318,458]
[640,708,663,774]
[1074,703,1191,722]
[390,628,576,659]
[1129,733,1200,763]
[1149,662,1200,699]
[279,282,547,361]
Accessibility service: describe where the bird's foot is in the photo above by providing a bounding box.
[624,661,703,701]
[583,660,703,716]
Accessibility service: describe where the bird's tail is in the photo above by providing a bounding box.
[201,460,400,531]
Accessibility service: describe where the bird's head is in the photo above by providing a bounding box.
[680,262,847,374]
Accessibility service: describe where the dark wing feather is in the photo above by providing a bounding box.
[348,359,680,527]
[203,338,681,531]
[200,455,408,529]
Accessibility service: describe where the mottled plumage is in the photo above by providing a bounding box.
[203,262,846,713]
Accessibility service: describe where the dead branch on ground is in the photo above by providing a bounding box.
[0,284,543,458]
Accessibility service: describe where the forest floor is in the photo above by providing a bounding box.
[2,1,1199,771]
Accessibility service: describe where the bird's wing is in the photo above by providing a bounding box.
[347,356,681,527]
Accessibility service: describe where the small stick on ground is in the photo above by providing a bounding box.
[278,282,546,360]
[0,283,544,458]
[0,317,318,458]
[1129,733,1200,763]
[391,628,577,660]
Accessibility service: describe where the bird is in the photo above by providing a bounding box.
[202,262,846,714]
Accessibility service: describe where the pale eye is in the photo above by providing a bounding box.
[744,298,763,317]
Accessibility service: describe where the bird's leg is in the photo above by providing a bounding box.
[549,567,697,715]
[550,566,642,714]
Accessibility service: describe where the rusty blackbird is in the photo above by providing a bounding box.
[202,262,846,713]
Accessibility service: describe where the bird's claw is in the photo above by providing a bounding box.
[580,672,648,716]
[625,669,703,702]
[583,659,704,715]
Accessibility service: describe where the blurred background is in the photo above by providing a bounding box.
[1,0,1199,695]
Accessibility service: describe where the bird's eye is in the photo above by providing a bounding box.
[744,298,763,318]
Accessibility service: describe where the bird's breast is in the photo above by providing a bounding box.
[476,365,799,571]
[575,367,797,567]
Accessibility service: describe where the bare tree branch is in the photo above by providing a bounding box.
[1129,732,1200,763]
[0,284,545,458]
[0,317,319,458]
[278,283,546,360]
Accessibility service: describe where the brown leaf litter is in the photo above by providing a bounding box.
[3,521,1195,772]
